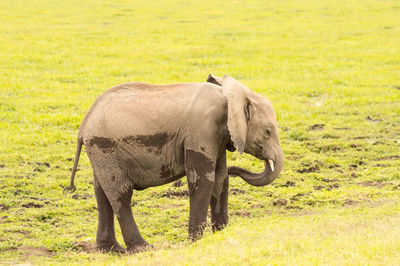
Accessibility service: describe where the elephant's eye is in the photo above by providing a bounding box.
[266,129,271,138]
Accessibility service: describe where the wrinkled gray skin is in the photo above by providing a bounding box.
[65,74,283,253]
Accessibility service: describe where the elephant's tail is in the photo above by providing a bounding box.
[64,136,83,194]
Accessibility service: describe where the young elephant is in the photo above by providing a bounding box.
[65,74,283,253]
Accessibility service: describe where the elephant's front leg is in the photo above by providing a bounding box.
[210,151,229,232]
[211,177,229,232]
[185,149,216,241]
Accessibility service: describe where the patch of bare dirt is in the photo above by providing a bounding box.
[308,123,325,130]
[297,164,320,173]
[309,144,342,153]
[72,193,94,200]
[290,192,310,202]
[4,229,30,235]
[278,181,296,188]
[319,178,339,183]
[313,183,340,191]
[328,164,341,169]
[375,155,400,161]
[359,181,391,188]
[9,246,53,258]
[173,179,184,187]
[231,210,251,217]
[22,202,43,208]
[285,205,303,210]
[74,241,96,253]
[0,204,10,211]
[250,203,264,209]
[366,115,382,122]
[273,198,288,207]
[350,143,367,151]
[354,136,370,139]
[229,188,246,195]
[349,164,358,171]
[161,190,187,198]
[375,163,390,167]
[343,199,358,206]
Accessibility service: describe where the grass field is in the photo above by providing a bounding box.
[1,0,400,264]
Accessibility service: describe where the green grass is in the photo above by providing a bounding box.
[1,0,400,264]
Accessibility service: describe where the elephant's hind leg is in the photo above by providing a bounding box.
[94,176,124,253]
[110,189,150,253]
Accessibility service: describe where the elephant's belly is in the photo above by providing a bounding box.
[123,148,186,190]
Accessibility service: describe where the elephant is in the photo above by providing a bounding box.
[64,74,284,253]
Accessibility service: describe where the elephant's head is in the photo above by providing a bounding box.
[207,74,284,186]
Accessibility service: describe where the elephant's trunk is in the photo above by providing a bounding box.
[228,158,282,186]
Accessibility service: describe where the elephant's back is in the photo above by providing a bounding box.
[78,82,202,139]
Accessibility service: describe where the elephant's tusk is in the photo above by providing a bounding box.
[268,159,274,172]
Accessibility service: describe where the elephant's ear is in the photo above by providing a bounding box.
[207,74,223,86]
[222,75,250,154]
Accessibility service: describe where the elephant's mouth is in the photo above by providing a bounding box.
[265,159,274,172]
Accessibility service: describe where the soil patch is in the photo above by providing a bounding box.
[308,123,325,130]
[359,181,390,188]
[366,115,382,122]
[75,241,96,253]
[278,181,296,188]
[319,178,339,183]
[375,155,400,161]
[273,198,288,207]
[173,180,184,187]
[72,193,94,200]
[4,229,30,235]
[229,188,246,195]
[161,190,187,198]
[22,202,43,208]
[291,192,309,201]
[231,210,251,217]
[9,246,53,258]
[343,199,358,206]
[297,165,319,173]
[0,204,10,211]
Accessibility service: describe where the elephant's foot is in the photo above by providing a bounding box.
[96,241,125,253]
[126,240,152,254]
[211,213,228,232]
[212,220,227,232]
